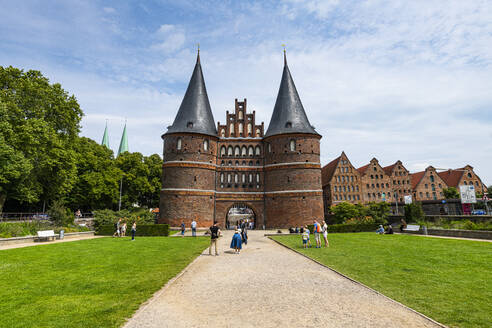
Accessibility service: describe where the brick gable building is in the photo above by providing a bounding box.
[410,166,448,201]
[383,160,412,203]
[321,152,362,212]
[160,52,324,228]
[358,158,392,203]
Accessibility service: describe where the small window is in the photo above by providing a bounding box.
[289,139,296,151]
[247,123,252,134]
[187,122,193,128]
[256,174,260,183]
[248,146,254,156]
[241,146,247,156]
[234,173,239,183]
[467,172,472,178]
[221,129,225,137]
[227,174,231,183]
[235,146,240,156]
[249,174,253,183]
[177,138,182,150]
[255,146,261,155]
[220,146,226,156]
[256,128,260,136]
[242,174,246,183]
[285,121,292,128]
[430,175,435,182]
[228,146,233,156]
[220,173,224,183]
[203,139,209,151]
[238,111,243,119]
[229,123,234,134]
[268,143,271,153]
[238,123,243,135]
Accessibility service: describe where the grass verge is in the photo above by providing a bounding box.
[0,236,209,327]
[271,233,492,328]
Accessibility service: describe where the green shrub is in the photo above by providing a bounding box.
[48,200,74,226]
[0,221,89,238]
[93,208,155,230]
[404,203,424,223]
[95,224,169,236]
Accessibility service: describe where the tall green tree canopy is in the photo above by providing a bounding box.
[0,66,82,211]
[443,187,460,199]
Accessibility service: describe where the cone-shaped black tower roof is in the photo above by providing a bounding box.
[265,52,318,137]
[165,52,217,137]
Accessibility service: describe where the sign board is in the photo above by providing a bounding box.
[459,185,477,204]
[404,195,412,204]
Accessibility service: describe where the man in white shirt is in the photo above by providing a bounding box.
[191,218,197,237]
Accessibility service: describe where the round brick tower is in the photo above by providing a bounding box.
[263,52,324,228]
[159,52,218,228]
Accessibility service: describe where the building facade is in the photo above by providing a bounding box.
[160,52,324,228]
[321,152,362,213]
[383,160,412,203]
[358,158,393,203]
[438,165,488,195]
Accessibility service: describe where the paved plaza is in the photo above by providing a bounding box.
[124,231,441,328]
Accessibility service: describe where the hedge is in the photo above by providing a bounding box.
[96,224,169,236]
[306,223,379,233]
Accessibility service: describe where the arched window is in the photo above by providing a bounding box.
[242,174,246,183]
[227,174,231,183]
[238,123,243,135]
[242,146,247,156]
[228,161,232,166]
[221,129,225,137]
[220,146,226,156]
[249,173,253,183]
[220,173,224,183]
[235,146,240,156]
[255,146,261,155]
[463,181,467,185]
[238,111,243,119]
[247,123,252,134]
[268,143,271,153]
[203,139,209,151]
[177,138,182,150]
[234,173,239,183]
[229,123,234,135]
[242,160,246,165]
[256,128,260,136]
[430,175,435,182]
[227,146,233,156]
[256,173,260,183]
[235,161,239,166]
[248,146,254,156]
[289,139,296,151]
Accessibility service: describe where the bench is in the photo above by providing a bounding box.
[403,224,420,232]
[36,230,56,242]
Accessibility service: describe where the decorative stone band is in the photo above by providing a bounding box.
[162,161,216,170]
[161,188,322,196]
[264,162,320,171]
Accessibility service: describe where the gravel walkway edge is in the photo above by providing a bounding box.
[268,236,448,328]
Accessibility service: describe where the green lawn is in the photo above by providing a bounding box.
[271,233,492,328]
[0,236,209,328]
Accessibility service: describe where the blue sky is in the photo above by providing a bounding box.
[1,0,491,184]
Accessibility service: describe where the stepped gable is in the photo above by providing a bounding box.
[265,52,318,137]
[165,52,217,137]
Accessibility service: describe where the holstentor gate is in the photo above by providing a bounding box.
[159,51,324,228]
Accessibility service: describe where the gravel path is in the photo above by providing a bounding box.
[124,231,442,328]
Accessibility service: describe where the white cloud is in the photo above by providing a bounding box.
[152,24,186,54]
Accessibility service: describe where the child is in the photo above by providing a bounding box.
[302,229,309,248]
[304,225,312,248]
[131,222,136,241]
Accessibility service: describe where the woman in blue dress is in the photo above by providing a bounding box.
[230,229,242,254]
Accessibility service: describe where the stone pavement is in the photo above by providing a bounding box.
[124,230,442,328]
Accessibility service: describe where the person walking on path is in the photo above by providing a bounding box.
[241,225,248,245]
[191,218,197,237]
[313,220,321,248]
[180,221,185,237]
[230,229,242,254]
[322,221,329,247]
[131,222,136,241]
[113,218,122,237]
[209,222,221,256]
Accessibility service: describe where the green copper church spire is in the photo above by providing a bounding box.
[101,121,110,148]
[117,122,129,156]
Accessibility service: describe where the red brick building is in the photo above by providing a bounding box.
[160,52,324,228]
[410,166,448,201]
[321,152,363,213]
[438,165,488,195]
[358,158,393,203]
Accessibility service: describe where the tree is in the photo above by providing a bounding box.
[142,154,162,208]
[443,187,460,199]
[366,202,391,224]
[330,202,360,224]
[487,186,492,198]
[66,137,122,211]
[0,66,82,209]
[404,203,424,223]
[115,152,153,209]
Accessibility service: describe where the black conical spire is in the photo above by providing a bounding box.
[265,51,318,137]
[165,50,217,137]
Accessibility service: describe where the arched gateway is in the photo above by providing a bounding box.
[226,203,256,229]
[159,51,324,229]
